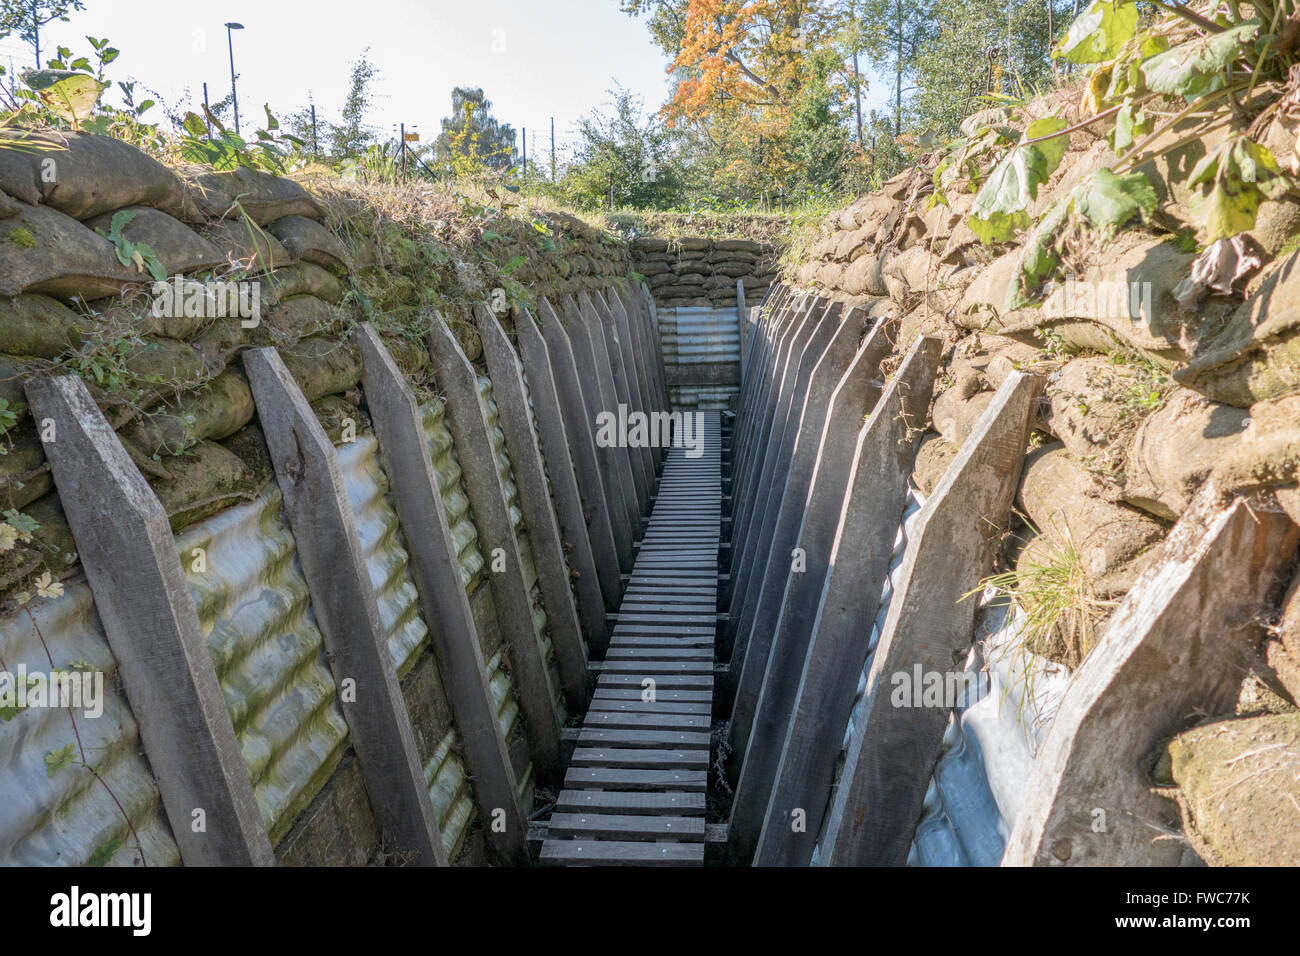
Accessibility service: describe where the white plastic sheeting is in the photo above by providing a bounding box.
[810,485,1070,866]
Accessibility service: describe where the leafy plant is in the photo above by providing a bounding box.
[969,116,1072,243]
[179,104,302,174]
[96,209,166,282]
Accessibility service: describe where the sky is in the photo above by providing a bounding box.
[0,0,891,162]
[0,0,680,160]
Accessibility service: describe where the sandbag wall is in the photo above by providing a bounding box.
[0,131,671,866]
[719,279,1300,867]
[632,236,778,311]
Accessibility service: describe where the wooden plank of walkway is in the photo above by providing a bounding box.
[541,412,721,867]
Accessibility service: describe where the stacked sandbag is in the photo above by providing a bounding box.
[0,132,642,604]
[632,236,779,309]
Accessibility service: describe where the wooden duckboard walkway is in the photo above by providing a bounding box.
[541,412,722,866]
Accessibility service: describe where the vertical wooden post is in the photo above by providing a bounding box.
[819,372,1042,866]
[726,311,886,756]
[748,335,942,866]
[426,315,564,785]
[538,297,635,573]
[581,291,650,518]
[354,324,530,866]
[1005,482,1300,866]
[592,290,655,503]
[242,347,448,866]
[473,303,590,707]
[518,303,621,613]
[24,375,275,867]
[562,295,642,537]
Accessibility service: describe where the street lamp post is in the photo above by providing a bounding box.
[224,22,244,134]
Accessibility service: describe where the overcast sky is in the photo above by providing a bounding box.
[0,0,888,159]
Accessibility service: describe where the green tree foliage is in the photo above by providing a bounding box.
[912,0,1074,139]
[0,0,86,68]
[431,87,517,177]
[327,50,379,160]
[555,85,682,209]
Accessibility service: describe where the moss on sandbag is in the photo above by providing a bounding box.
[0,431,50,510]
[0,132,185,220]
[84,206,226,276]
[0,202,139,299]
[121,334,209,394]
[0,294,89,357]
[277,335,362,402]
[118,368,255,458]
[267,294,344,338]
[266,215,352,275]
[1176,251,1300,406]
[182,166,322,224]
[218,422,274,491]
[1155,713,1300,866]
[260,262,345,305]
[201,217,294,273]
[147,440,260,532]
[312,393,369,445]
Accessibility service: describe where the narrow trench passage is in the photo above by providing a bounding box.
[539,412,724,865]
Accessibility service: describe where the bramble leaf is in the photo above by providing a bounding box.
[1055,0,1139,65]
[969,117,1070,244]
[1141,22,1257,99]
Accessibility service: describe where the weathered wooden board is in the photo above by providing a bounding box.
[474,304,590,706]
[243,347,448,865]
[746,335,941,866]
[819,372,1042,866]
[24,376,275,867]
[355,324,530,866]
[426,317,564,785]
[1004,483,1300,866]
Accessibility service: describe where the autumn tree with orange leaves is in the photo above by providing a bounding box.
[620,0,866,202]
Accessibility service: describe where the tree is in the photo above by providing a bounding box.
[0,0,86,68]
[327,50,379,160]
[431,87,516,177]
[556,84,682,209]
[912,0,1071,137]
[855,0,933,135]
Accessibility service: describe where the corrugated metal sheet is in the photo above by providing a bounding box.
[337,433,483,858]
[337,436,430,678]
[178,489,350,846]
[658,308,741,410]
[908,598,1070,866]
[424,729,476,860]
[0,582,181,866]
[421,399,486,595]
[669,308,742,364]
